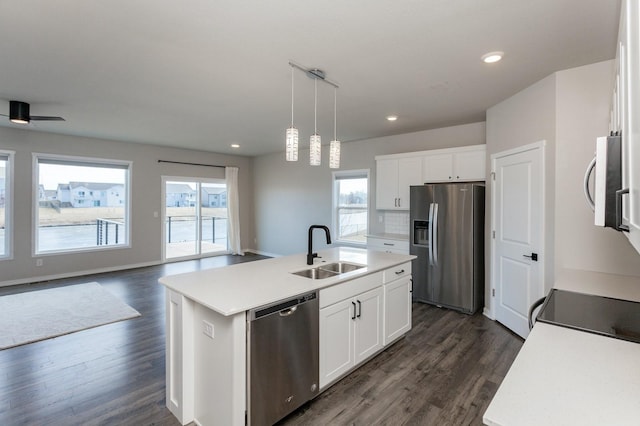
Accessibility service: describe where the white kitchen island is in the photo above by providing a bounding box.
[159,247,415,426]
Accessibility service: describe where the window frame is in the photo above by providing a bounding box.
[332,169,370,246]
[0,150,15,260]
[33,153,132,256]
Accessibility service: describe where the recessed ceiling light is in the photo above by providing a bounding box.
[482,51,504,64]
[386,115,398,122]
[481,51,504,64]
[231,144,240,148]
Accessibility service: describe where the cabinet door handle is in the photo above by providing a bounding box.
[395,269,405,275]
[397,198,401,207]
[616,188,630,232]
[356,300,362,318]
[351,301,356,320]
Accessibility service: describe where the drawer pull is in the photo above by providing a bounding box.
[395,269,405,275]
[383,243,395,246]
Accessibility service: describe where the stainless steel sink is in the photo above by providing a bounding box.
[318,262,365,274]
[292,268,338,279]
[291,262,365,280]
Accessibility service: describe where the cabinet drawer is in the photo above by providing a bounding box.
[367,237,409,254]
[383,262,411,283]
[320,272,383,309]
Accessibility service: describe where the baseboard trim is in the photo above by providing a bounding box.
[0,260,162,288]
[483,307,495,320]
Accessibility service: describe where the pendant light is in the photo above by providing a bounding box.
[285,66,299,161]
[286,61,339,167]
[309,77,321,166]
[329,87,340,169]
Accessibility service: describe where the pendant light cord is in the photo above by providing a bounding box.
[291,66,295,127]
[314,78,318,134]
[333,87,337,140]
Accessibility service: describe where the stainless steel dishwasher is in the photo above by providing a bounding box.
[247,291,319,426]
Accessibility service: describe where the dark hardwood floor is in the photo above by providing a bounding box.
[0,254,523,426]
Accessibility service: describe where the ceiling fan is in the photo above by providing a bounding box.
[0,100,65,124]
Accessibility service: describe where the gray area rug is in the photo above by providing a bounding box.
[0,282,140,350]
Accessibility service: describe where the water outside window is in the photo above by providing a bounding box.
[335,174,368,243]
[164,179,228,260]
[36,159,129,253]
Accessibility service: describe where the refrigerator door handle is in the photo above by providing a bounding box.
[432,203,439,266]
[428,203,434,266]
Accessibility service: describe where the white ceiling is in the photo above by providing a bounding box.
[0,0,621,157]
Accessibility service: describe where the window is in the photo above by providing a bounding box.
[333,170,369,244]
[0,151,13,259]
[35,154,131,254]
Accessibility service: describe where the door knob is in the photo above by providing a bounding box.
[523,253,538,261]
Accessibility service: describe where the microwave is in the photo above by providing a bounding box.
[584,133,624,230]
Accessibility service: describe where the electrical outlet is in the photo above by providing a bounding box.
[36,259,43,267]
[203,320,214,338]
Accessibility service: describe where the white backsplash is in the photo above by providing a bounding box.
[384,211,410,235]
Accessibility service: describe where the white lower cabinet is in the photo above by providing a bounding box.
[383,276,412,345]
[319,264,413,391]
[319,286,383,389]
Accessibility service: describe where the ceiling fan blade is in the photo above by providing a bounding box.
[29,116,66,121]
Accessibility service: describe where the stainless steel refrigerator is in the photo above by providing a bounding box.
[410,183,485,314]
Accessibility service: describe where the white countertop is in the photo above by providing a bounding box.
[483,269,640,426]
[159,247,415,316]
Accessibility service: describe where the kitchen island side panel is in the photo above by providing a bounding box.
[193,304,246,426]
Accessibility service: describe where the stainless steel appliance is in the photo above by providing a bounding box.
[535,289,640,344]
[247,292,319,426]
[410,183,485,314]
[583,133,625,230]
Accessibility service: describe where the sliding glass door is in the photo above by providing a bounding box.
[163,178,228,260]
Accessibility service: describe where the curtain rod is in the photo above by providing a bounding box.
[157,160,236,169]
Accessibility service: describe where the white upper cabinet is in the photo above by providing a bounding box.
[376,157,422,210]
[376,145,486,210]
[422,145,486,182]
[618,0,640,254]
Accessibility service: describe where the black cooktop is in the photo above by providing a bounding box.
[536,289,640,344]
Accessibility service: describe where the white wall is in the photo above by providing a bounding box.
[252,122,485,256]
[486,73,557,308]
[555,60,640,276]
[0,126,255,285]
[486,60,640,313]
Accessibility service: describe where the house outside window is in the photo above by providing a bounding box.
[34,154,131,254]
[0,150,13,259]
[333,170,369,244]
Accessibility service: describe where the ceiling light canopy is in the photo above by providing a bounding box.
[481,51,504,64]
[285,61,340,168]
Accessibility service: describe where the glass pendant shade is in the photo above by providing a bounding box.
[310,134,322,166]
[285,65,299,161]
[329,140,340,169]
[285,127,299,161]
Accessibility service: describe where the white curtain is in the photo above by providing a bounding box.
[226,166,244,255]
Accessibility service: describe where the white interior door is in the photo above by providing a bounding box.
[492,142,544,339]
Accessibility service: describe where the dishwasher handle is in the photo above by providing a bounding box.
[250,292,317,320]
[279,306,297,317]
